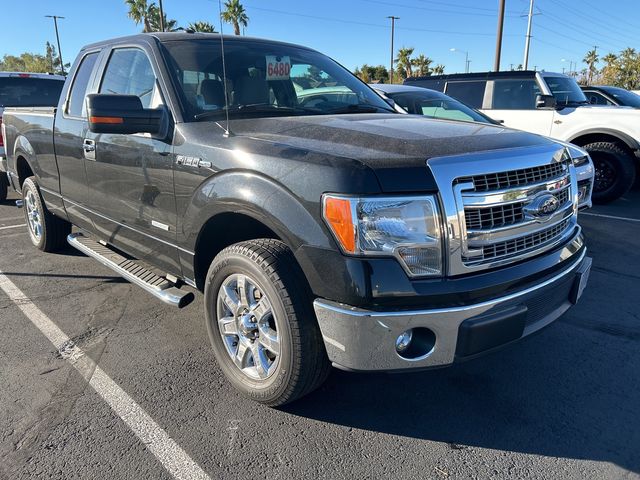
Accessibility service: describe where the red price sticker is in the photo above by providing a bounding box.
[266,55,291,81]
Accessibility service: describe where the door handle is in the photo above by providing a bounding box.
[83,139,96,160]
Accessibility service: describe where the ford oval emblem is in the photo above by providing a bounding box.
[524,193,560,220]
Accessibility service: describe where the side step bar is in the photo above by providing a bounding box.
[67,233,194,308]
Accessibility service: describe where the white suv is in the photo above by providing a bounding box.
[406,71,640,203]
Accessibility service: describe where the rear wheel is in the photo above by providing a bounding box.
[22,177,71,252]
[584,142,636,204]
[0,174,8,202]
[204,239,330,406]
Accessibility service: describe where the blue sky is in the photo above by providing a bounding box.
[1,0,638,74]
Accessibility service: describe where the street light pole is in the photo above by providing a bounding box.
[523,0,534,70]
[494,0,506,71]
[45,15,65,75]
[450,48,470,73]
[158,0,165,32]
[387,16,399,84]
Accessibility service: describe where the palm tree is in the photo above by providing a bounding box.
[188,21,216,33]
[221,0,249,35]
[432,64,445,75]
[411,54,433,77]
[395,47,414,80]
[125,0,154,32]
[583,49,599,85]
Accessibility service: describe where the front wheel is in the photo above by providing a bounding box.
[584,142,636,204]
[204,239,330,406]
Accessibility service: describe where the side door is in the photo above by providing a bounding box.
[84,47,179,275]
[481,78,554,136]
[54,50,101,231]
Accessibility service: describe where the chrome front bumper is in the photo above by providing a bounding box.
[314,249,591,372]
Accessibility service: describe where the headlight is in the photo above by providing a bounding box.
[322,194,443,277]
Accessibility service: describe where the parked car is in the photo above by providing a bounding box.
[0,72,65,201]
[3,33,591,405]
[581,85,640,108]
[405,70,640,203]
[373,83,593,209]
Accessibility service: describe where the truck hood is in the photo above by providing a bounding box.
[227,114,555,191]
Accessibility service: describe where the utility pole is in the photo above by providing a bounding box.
[158,0,165,32]
[494,0,506,71]
[523,0,534,70]
[45,15,65,75]
[387,16,399,84]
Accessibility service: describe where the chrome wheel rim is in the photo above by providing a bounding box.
[25,190,42,241]
[216,273,280,380]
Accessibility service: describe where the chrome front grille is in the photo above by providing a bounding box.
[427,143,580,276]
[477,218,571,263]
[458,162,567,192]
[464,187,570,231]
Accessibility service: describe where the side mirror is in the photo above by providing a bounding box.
[536,94,557,109]
[87,94,163,134]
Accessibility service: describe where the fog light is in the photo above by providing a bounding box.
[395,329,413,353]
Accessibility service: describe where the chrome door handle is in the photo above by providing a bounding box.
[83,139,96,160]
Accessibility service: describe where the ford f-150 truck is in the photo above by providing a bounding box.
[405,71,640,203]
[2,33,592,405]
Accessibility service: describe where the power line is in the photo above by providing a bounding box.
[359,0,520,18]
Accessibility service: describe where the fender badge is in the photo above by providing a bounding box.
[176,155,212,168]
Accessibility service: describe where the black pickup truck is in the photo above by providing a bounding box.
[2,33,591,405]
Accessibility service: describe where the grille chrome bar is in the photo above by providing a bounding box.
[427,143,578,276]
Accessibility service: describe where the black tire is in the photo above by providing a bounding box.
[0,174,7,203]
[21,177,71,252]
[583,142,636,204]
[204,239,330,406]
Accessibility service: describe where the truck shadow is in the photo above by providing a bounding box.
[284,322,640,473]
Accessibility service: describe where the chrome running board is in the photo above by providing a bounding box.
[67,233,194,308]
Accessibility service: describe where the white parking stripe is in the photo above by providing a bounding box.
[0,224,26,231]
[0,272,212,480]
[581,212,640,223]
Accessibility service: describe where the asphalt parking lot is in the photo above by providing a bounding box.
[1,187,639,480]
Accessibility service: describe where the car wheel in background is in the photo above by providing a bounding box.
[584,142,636,204]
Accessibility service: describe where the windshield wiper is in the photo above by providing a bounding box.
[326,104,394,114]
[194,103,321,121]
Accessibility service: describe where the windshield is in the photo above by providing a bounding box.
[544,76,587,106]
[161,39,394,121]
[388,91,492,124]
[0,77,64,108]
[602,87,640,108]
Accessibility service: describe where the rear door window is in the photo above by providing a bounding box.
[585,91,613,105]
[67,52,99,117]
[492,79,540,109]
[0,77,65,109]
[444,81,486,109]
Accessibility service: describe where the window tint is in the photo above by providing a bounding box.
[67,53,98,117]
[586,91,613,105]
[100,49,161,108]
[388,92,490,123]
[445,81,486,108]
[492,79,540,109]
[0,77,65,108]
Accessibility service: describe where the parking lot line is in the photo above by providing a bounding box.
[0,272,212,480]
[0,224,26,231]
[581,212,640,223]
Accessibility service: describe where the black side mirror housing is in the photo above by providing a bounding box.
[87,94,164,134]
[536,94,557,109]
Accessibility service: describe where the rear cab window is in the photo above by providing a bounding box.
[66,52,99,117]
[444,81,486,109]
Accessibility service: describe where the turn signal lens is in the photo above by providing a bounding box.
[323,196,356,253]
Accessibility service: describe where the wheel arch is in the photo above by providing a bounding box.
[568,129,640,157]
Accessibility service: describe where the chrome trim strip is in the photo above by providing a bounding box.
[67,233,194,308]
[40,186,63,198]
[462,176,570,207]
[63,197,195,256]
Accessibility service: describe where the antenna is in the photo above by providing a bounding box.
[217,0,233,137]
